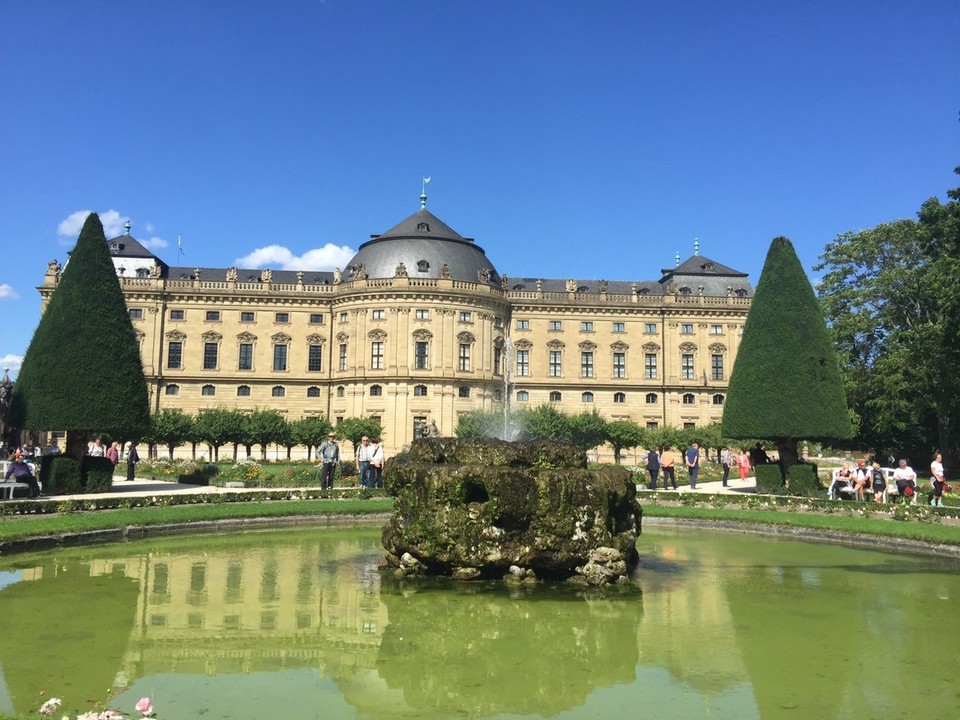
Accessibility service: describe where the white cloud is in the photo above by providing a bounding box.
[0,354,23,376]
[234,243,355,271]
[57,209,129,240]
[140,236,169,250]
[0,284,19,300]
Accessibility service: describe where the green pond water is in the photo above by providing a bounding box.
[0,525,958,720]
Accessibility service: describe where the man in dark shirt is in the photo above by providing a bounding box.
[4,449,42,498]
[686,443,700,490]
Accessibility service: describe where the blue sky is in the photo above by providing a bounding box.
[1,1,958,376]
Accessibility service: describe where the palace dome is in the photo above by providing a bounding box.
[343,207,501,287]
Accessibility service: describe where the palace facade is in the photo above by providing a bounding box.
[39,200,753,461]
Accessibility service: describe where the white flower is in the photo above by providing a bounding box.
[39,697,62,716]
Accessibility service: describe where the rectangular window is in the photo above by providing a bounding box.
[548,350,562,377]
[581,351,594,378]
[516,349,529,376]
[613,352,626,378]
[203,342,218,370]
[371,341,384,369]
[275,312,289,324]
[339,312,348,323]
[644,323,657,334]
[206,311,220,322]
[516,319,529,330]
[458,386,470,398]
[459,311,472,323]
[170,309,184,320]
[646,421,659,430]
[167,341,182,369]
[415,341,429,369]
[612,322,625,333]
[339,344,347,371]
[681,323,694,334]
[308,344,322,372]
[415,309,429,320]
[240,311,255,323]
[129,308,143,320]
[710,324,724,335]
[494,347,502,375]
[681,353,694,380]
[580,321,594,332]
[548,320,562,331]
[644,353,657,379]
[458,343,471,372]
[372,309,385,320]
[273,344,288,372]
[239,343,253,370]
[309,313,324,324]
[711,354,724,381]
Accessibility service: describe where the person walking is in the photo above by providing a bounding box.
[660,447,677,490]
[686,442,700,490]
[318,432,340,489]
[737,448,750,481]
[126,442,140,481]
[721,446,732,487]
[645,447,661,490]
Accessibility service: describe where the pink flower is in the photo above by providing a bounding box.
[135,697,154,715]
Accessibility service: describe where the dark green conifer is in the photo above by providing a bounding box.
[9,213,150,457]
[722,236,853,469]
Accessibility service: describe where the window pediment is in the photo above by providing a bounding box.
[642,342,661,352]
[237,332,257,343]
[368,329,387,341]
[166,330,186,341]
[680,342,697,353]
[578,341,597,351]
[457,331,476,344]
[708,343,727,354]
[201,331,222,342]
[336,332,349,343]
[546,339,565,350]
[513,339,533,350]
[306,334,325,344]
[610,341,629,352]
[272,332,291,343]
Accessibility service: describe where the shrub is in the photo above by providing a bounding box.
[785,462,822,497]
[83,457,115,493]
[179,463,219,486]
[42,456,84,495]
[339,460,358,478]
[755,463,785,495]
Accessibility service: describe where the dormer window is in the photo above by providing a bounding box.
[679,286,692,295]
[417,260,430,273]
[136,268,150,278]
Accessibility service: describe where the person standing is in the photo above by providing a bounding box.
[370,437,385,489]
[5,449,42,497]
[931,452,946,508]
[660,446,677,490]
[89,437,106,457]
[126,442,140,481]
[737,448,751,481]
[106,441,119,466]
[720,446,732,487]
[645,447,660,490]
[356,436,374,488]
[685,443,700,490]
[318,432,340,490]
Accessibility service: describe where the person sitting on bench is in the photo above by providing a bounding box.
[3,449,42,498]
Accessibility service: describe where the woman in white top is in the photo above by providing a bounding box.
[930,453,946,507]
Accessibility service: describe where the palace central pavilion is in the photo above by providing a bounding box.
[40,199,754,462]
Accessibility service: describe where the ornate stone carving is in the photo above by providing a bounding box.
[679,342,697,353]
[368,329,387,341]
[297,270,304,284]
[237,332,257,343]
[477,267,490,283]
[514,339,533,350]
[395,262,408,277]
[642,342,661,352]
[412,329,433,341]
[226,267,238,281]
[306,334,324,344]
[536,279,543,292]
[336,332,350,343]
[201,331,222,342]
[578,341,597,351]
[708,343,727,354]
[261,268,272,283]
[440,264,452,279]
[272,332,291,343]
[598,280,608,293]
[334,267,342,284]
[149,263,161,278]
[566,279,577,292]
[546,339,566,350]
[501,274,508,289]
[166,330,186,341]
[46,259,61,276]
[610,341,629,352]
[457,331,475,344]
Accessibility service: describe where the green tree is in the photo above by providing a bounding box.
[455,409,506,439]
[336,417,383,459]
[723,236,853,470]
[8,213,149,458]
[815,165,960,468]
[150,409,193,459]
[516,405,572,443]
[291,416,333,461]
[194,407,242,462]
[569,410,608,454]
[242,409,288,460]
[606,420,645,465]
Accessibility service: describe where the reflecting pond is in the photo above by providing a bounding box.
[1,525,958,719]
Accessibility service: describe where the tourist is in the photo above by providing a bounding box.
[356,436,375,488]
[853,459,870,502]
[686,443,700,490]
[930,452,946,508]
[89,437,106,457]
[318,432,339,489]
[750,443,769,468]
[893,459,917,505]
[737,448,750,481]
[4,449,42,498]
[831,462,853,499]
[45,439,61,456]
[106,441,120,466]
[126,442,140,481]
[871,462,887,503]
[370,437,385,489]
[660,446,677,489]
[645,447,660,490]
[720,446,732,487]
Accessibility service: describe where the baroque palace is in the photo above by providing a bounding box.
[40,197,753,461]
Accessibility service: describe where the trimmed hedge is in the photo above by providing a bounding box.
[755,463,784,494]
[83,457,115,493]
[41,456,84,495]
[786,462,822,497]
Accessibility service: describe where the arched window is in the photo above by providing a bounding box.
[336,386,345,397]
[201,384,216,396]
[549,391,562,402]
[413,384,428,397]
[370,384,382,397]
[272,386,286,397]
[307,386,321,398]
[613,392,626,403]
[682,393,695,404]
[712,393,725,405]
[237,385,251,397]
[581,391,594,403]
[645,393,658,404]
[516,390,529,402]
[165,384,179,396]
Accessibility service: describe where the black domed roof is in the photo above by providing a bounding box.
[343,208,500,286]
